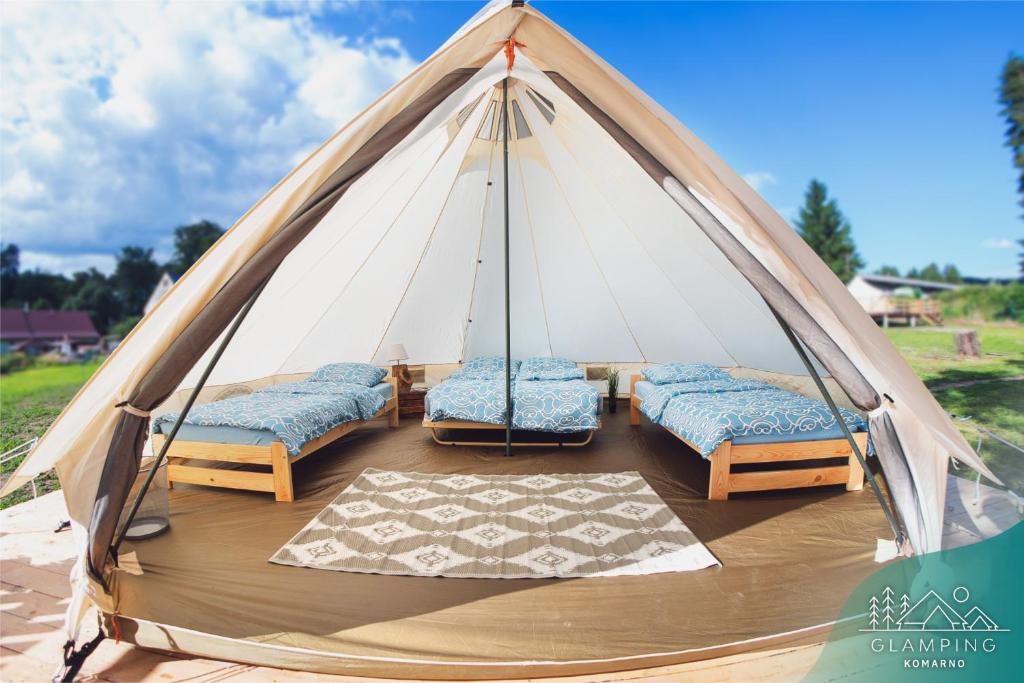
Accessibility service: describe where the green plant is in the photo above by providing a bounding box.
[0,352,33,375]
[606,365,620,398]
[936,284,1024,322]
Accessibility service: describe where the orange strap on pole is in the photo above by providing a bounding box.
[504,38,525,72]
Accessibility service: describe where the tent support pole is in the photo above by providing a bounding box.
[110,277,272,559]
[502,76,512,457]
[769,307,906,547]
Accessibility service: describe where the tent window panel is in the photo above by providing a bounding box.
[456,103,475,128]
[511,100,532,138]
[526,88,555,124]
[497,106,507,141]
[476,102,497,139]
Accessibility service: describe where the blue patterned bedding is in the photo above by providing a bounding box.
[639,379,771,424]
[154,381,386,456]
[426,357,600,433]
[640,378,866,457]
[424,378,507,425]
[512,377,599,432]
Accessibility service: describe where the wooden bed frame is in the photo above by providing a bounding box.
[422,417,600,447]
[153,378,399,502]
[629,375,865,500]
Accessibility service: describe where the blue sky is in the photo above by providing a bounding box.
[2,1,1021,278]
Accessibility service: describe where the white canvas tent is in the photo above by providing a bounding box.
[4,1,995,674]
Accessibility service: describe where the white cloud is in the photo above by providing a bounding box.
[741,171,777,192]
[19,250,117,276]
[980,238,1015,249]
[0,0,417,263]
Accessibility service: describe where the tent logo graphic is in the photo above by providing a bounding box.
[861,585,1008,633]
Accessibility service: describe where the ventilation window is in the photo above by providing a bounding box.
[456,102,475,128]
[476,102,497,139]
[511,100,531,138]
[526,87,555,124]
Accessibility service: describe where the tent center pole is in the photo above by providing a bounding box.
[769,306,906,547]
[502,76,512,457]
[111,276,272,559]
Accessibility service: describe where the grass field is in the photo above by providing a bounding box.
[882,323,1024,492]
[1,324,1021,508]
[1,360,103,507]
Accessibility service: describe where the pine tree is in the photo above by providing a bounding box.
[942,264,963,284]
[899,593,911,619]
[998,54,1024,216]
[919,263,943,283]
[868,596,880,630]
[874,265,901,277]
[881,586,896,629]
[795,179,864,283]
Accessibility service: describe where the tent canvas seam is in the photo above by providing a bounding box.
[368,97,493,363]
[459,141,500,362]
[518,78,742,366]
[274,115,475,375]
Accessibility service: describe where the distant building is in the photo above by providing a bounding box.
[144,272,177,315]
[847,274,959,327]
[0,308,100,355]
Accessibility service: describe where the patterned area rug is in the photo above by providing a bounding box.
[270,468,720,578]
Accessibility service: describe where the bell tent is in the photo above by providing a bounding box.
[4,1,993,679]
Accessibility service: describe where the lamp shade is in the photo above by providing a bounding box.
[384,343,408,362]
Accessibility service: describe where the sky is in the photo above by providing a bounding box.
[1,0,1021,279]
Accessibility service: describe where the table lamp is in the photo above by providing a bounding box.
[385,343,412,392]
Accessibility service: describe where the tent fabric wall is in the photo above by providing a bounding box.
[2,0,994,617]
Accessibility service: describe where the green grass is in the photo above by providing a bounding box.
[883,324,1024,386]
[883,323,1024,490]
[1,360,102,508]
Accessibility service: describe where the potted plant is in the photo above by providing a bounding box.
[606,365,619,413]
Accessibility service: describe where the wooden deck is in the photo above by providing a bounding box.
[2,475,1018,682]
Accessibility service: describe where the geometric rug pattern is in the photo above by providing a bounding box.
[270,468,720,578]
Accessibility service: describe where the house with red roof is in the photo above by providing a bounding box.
[0,308,100,355]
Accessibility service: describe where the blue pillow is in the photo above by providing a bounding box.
[308,362,387,387]
[520,367,585,381]
[519,357,581,380]
[642,362,729,385]
[451,356,521,379]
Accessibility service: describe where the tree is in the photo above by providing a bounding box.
[1,243,19,301]
[63,269,122,334]
[919,262,943,282]
[165,220,224,277]
[942,263,963,284]
[998,54,1024,215]
[875,265,901,277]
[906,267,921,280]
[113,246,160,316]
[1019,238,1024,281]
[12,270,72,309]
[795,179,864,283]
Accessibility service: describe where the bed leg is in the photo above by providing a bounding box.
[708,442,731,500]
[271,443,294,502]
[629,374,641,426]
[846,433,867,491]
[386,377,399,428]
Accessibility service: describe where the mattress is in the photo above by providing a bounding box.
[424,390,604,418]
[634,380,866,453]
[155,382,392,452]
[425,377,601,432]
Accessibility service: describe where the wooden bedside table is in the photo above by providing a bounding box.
[397,388,427,418]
